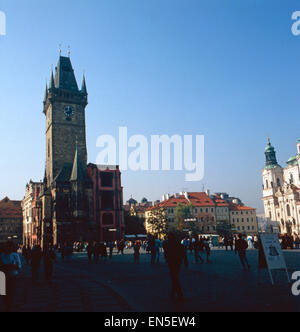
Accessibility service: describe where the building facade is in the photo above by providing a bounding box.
[229,203,258,234]
[262,138,300,235]
[22,55,124,247]
[0,197,23,244]
[22,181,43,246]
[145,191,256,236]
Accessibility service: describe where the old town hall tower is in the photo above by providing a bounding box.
[21,54,125,247]
[43,56,88,184]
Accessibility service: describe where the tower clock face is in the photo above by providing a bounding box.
[64,105,75,119]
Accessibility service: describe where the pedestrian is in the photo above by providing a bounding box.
[22,245,31,265]
[164,233,188,302]
[107,241,114,259]
[0,241,22,312]
[247,235,253,249]
[155,237,161,263]
[43,245,56,283]
[194,237,204,264]
[229,235,234,251]
[235,234,250,271]
[93,242,101,263]
[100,242,107,261]
[150,238,156,264]
[218,236,223,249]
[87,242,94,264]
[203,237,211,263]
[224,236,229,251]
[117,240,125,255]
[133,241,141,263]
[31,245,42,284]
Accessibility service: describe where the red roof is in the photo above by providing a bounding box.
[147,192,215,210]
[229,203,255,211]
[0,197,22,219]
[188,192,215,207]
[212,194,229,207]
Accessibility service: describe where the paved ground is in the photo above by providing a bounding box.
[1,248,300,312]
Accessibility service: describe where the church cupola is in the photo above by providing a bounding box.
[265,138,278,168]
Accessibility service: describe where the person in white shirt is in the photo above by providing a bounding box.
[0,241,22,312]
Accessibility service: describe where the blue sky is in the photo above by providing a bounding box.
[0,0,300,212]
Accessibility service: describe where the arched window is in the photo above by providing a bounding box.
[287,204,291,217]
[290,174,294,184]
[266,180,269,189]
[277,178,281,187]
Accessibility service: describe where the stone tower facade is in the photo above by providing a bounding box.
[43,56,88,185]
[22,54,125,247]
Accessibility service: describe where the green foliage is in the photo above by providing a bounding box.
[124,211,146,235]
[175,203,197,233]
[216,221,233,237]
[147,208,167,237]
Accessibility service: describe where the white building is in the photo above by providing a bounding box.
[262,138,300,235]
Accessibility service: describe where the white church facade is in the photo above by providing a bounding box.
[262,138,300,235]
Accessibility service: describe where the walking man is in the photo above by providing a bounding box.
[164,233,188,302]
[235,234,250,271]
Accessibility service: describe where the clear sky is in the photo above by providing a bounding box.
[1,0,300,212]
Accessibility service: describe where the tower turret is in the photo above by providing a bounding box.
[265,138,278,168]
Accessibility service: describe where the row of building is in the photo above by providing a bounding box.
[144,191,258,236]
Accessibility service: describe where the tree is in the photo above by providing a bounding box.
[146,208,167,237]
[216,221,233,237]
[124,211,146,235]
[175,203,197,233]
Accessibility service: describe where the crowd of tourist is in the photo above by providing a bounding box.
[1,231,300,311]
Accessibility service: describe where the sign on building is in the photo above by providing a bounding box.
[259,233,290,285]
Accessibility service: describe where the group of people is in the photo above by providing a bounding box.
[280,233,300,250]
[0,232,267,310]
[22,244,57,283]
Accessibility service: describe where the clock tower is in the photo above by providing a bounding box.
[43,55,88,185]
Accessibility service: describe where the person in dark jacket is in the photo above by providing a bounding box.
[164,233,188,302]
[31,245,43,284]
[235,234,250,270]
[194,238,204,263]
[43,245,56,283]
[87,242,94,264]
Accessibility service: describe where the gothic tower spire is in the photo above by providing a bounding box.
[49,70,55,90]
[81,74,87,95]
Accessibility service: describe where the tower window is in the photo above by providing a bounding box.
[102,213,113,225]
[101,191,114,210]
[287,204,291,217]
[100,172,113,187]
